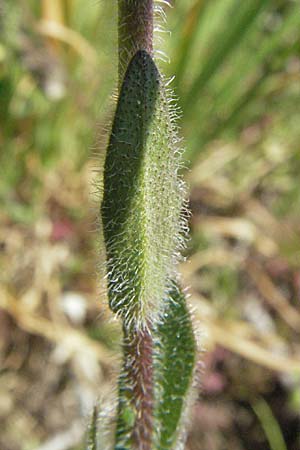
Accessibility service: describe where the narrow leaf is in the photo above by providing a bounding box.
[153,282,196,449]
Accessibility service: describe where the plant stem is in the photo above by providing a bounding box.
[116,3,155,449]
[123,327,154,450]
[118,0,154,83]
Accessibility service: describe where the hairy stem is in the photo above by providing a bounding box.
[118,0,154,83]
[101,3,196,449]
[124,327,154,450]
[116,3,155,447]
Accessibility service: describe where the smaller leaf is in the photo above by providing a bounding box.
[153,282,196,449]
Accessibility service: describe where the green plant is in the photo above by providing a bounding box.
[89,1,196,449]
[253,398,288,450]
[169,0,300,165]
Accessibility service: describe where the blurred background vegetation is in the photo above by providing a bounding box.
[1,1,300,449]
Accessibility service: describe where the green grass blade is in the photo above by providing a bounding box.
[197,3,300,130]
[173,0,208,89]
[174,0,236,93]
[184,3,300,163]
[253,398,288,450]
[183,0,270,113]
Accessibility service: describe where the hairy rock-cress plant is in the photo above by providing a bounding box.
[90,1,196,449]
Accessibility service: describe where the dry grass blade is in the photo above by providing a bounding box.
[208,322,300,373]
[36,20,97,64]
[0,287,114,366]
[197,317,300,374]
[246,261,300,332]
[193,216,278,257]
[180,247,244,281]
[188,144,239,186]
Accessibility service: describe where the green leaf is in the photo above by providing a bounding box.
[153,282,196,449]
[101,50,184,329]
